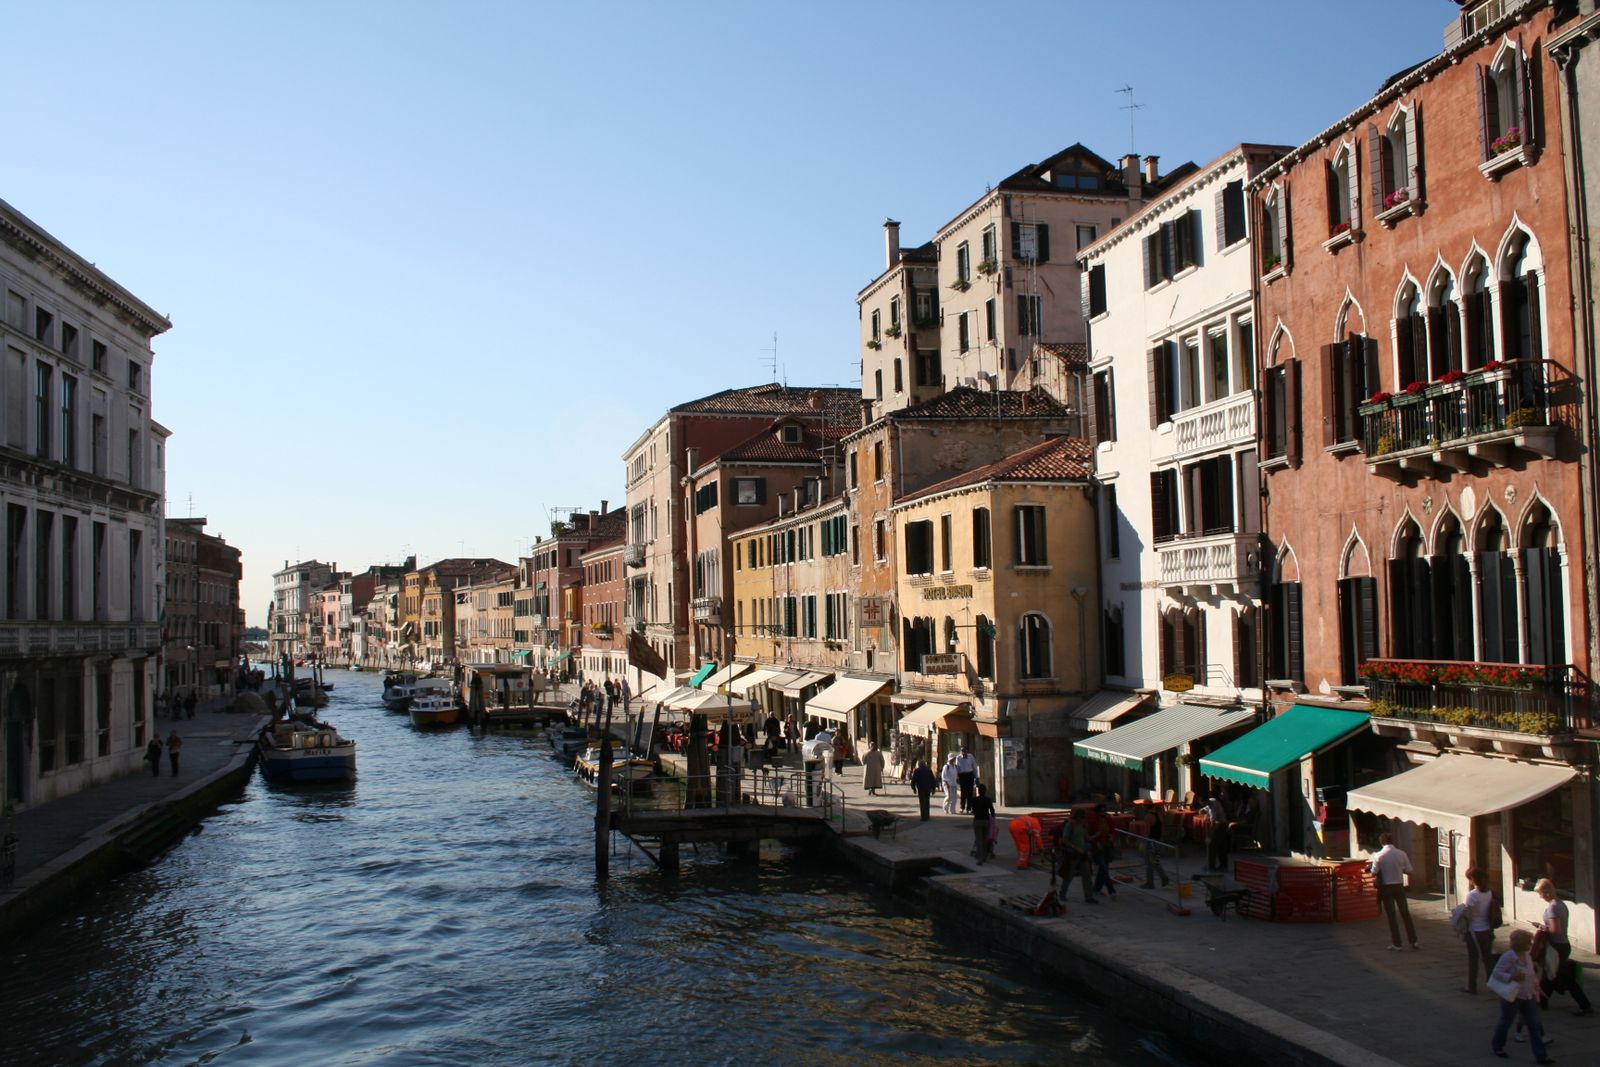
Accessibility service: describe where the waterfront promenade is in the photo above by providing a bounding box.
[807,758,1599,1067]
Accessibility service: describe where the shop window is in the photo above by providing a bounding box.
[1513,788,1574,896]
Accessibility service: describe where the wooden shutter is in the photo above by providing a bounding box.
[1106,368,1117,441]
[1358,576,1379,665]
[1396,315,1416,387]
[1409,101,1424,201]
[1194,610,1207,683]
[1320,343,1338,448]
[1476,65,1490,161]
[1361,337,1381,402]
[1478,551,1502,662]
[1515,44,1535,158]
[1189,209,1202,267]
[1036,224,1050,263]
[1215,186,1229,250]
[1162,220,1177,280]
[1349,141,1362,229]
[1411,314,1428,380]
[1011,221,1021,260]
[1464,290,1485,367]
[1216,455,1234,532]
[1367,124,1385,205]
[1143,235,1156,289]
[1278,181,1292,270]
[1080,270,1092,320]
[1151,471,1169,541]
[1237,449,1260,534]
[1285,583,1304,683]
[1285,358,1302,468]
[1526,271,1542,358]
[1148,345,1162,428]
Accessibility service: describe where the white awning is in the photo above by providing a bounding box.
[1073,703,1256,771]
[763,671,804,693]
[729,668,781,696]
[1069,690,1152,734]
[1347,755,1576,837]
[662,686,708,710]
[805,676,891,723]
[701,662,751,690]
[632,674,671,703]
[898,699,973,732]
[774,670,832,697]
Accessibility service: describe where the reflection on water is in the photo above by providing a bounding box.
[0,670,1192,1066]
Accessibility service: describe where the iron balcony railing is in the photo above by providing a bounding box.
[1362,658,1591,737]
[1359,360,1567,466]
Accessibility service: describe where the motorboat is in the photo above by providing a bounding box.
[257,716,356,782]
[383,674,451,712]
[573,743,654,789]
[409,691,462,728]
[547,724,590,762]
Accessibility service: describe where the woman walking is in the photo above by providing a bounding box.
[1537,877,1593,1016]
[1462,866,1496,994]
[970,782,996,864]
[1489,928,1554,1064]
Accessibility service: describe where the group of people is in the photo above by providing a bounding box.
[142,729,184,777]
[155,690,199,721]
[575,677,629,721]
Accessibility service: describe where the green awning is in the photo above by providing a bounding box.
[688,663,715,689]
[511,650,532,661]
[1198,705,1371,790]
[549,649,572,665]
[1073,702,1256,771]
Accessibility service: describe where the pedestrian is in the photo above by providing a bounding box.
[1369,832,1418,950]
[1090,804,1118,900]
[862,741,885,795]
[184,692,197,719]
[1203,794,1228,871]
[1056,812,1095,905]
[785,715,800,750]
[167,729,183,776]
[954,747,979,814]
[1461,866,1498,994]
[970,782,996,864]
[1140,809,1170,889]
[1490,928,1555,1064]
[910,759,937,820]
[1009,812,1043,869]
[144,735,163,777]
[1536,876,1593,1015]
[765,714,782,750]
[940,753,960,814]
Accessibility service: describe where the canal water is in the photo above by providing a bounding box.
[0,670,1193,1066]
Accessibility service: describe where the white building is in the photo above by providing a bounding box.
[269,559,335,665]
[1076,145,1287,801]
[0,197,172,808]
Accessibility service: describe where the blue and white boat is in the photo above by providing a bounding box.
[257,716,357,781]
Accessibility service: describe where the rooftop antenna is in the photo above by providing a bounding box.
[760,333,779,382]
[1116,85,1143,155]
[185,492,194,518]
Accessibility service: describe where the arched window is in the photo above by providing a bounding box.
[1463,254,1494,368]
[1432,514,1474,662]
[1426,268,1462,378]
[1261,187,1285,272]
[1395,280,1426,388]
[1476,510,1518,663]
[1522,504,1567,667]
[1499,231,1542,362]
[1380,108,1412,207]
[1388,519,1429,660]
[1019,613,1052,680]
[975,614,996,680]
[903,615,935,673]
[1327,144,1356,235]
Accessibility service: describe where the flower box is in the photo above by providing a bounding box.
[865,339,881,350]
[976,259,997,276]
[884,325,901,338]
[949,279,971,292]
[1490,127,1522,156]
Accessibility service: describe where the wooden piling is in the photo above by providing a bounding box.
[595,702,614,879]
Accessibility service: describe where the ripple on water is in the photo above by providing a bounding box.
[0,671,1193,1067]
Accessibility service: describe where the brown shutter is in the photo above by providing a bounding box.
[1368,123,1385,205]
[1143,235,1156,289]
[1320,343,1338,448]
[1514,44,1532,154]
[1409,100,1425,201]
[1036,224,1050,263]
[1285,358,1302,468]
[1527,271,1542,358]
[1411,314,1429,381]
[1148,345,1162,427]
[1362,336,1381,401]
[1477,65,1490,161]
[1233,610,1245,688]
[1194,609,1207,683]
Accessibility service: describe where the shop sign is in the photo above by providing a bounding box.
[1437,843,1452,868]
[1001,737,1022,770]
[920,653,961,674]
[858,597,888,631]
[1162,673,1194,692]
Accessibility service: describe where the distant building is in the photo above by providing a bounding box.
[269,560,336,665]
[162,517,243,700]
[0,196,172,809]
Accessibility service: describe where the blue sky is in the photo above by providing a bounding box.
[0,1,1461,623]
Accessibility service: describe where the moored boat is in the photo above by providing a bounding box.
[409,691,462,728]
[257,716,357,782]
[573,744,654,789]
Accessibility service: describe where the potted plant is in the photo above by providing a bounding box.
[866,339,882,350]
[885,324,901,338]
[977,258,998,276]
[1262,252,1282,273]
[1382,189,1410,211]
[1505,405,1542,430]
[950,278,971,292]
[1490,127,1522,156]
[1376,434,1397,455]
[1330,219,1351,237]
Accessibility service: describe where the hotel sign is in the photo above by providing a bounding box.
[921,653,962,674]
[923,584,973,600]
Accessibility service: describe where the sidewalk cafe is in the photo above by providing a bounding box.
[1072,702,1256,803]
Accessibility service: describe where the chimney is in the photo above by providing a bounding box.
[1121,153,1141,189]
[1143,155,1160,184]
[600,499,608,514]
[685,446,699,476]
[884,218,901,269]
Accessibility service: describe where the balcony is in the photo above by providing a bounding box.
[1157,531,1261,594]
[691,596,722,624]
[1170,393,1255,462]
[624,543,646,568]
[1360,361,1567,479]
[1362,659,1591,748]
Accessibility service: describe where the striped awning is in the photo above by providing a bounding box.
[774,670,832,697]
[728,668,781,696]
[700,662,751,690]
[806,676,891,723]
[1074,703,1257,771]
[1069,690,1152,734]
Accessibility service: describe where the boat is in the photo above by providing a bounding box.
[409,690,462,728]
[547,724,590,762]
[257,716,356,781]
[573,743,654,789]
[290,676,330,708]
[382,673,451,711]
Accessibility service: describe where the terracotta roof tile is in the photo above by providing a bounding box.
[712,420,833,464]
[899,435,1092,504]
[896,386,1070,420]
[672,384,859,420]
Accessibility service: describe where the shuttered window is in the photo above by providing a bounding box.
[1014,505,1047,565]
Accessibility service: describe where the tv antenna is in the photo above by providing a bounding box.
[760,333,779,381]
[1116,85,1143,156]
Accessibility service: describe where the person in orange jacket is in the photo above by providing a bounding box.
[1009,813,1044,868]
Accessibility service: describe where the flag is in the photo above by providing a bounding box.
[627,630,668,679]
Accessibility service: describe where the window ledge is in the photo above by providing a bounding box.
[1480,145,1527,180]
[1012,564,1052,573]
[1089,310,1110,325]
[1260,264,1287,284]
[1322,229,1357,253]
[1259,454,1291,472]
[1324,440,1361,457]
[1172,264,1200,283]
[1375,197,1422,227]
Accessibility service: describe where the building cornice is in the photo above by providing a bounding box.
[890,475,1088,514]
[0,201,170,339]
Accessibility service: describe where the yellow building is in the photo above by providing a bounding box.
[890,435,1099,804]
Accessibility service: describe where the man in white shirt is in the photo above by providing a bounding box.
[953,748,979,813]
[1370,833,1418,950]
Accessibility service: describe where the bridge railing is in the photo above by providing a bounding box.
[621,767,845,830]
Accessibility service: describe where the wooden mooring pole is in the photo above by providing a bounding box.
[595,706,613,880]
